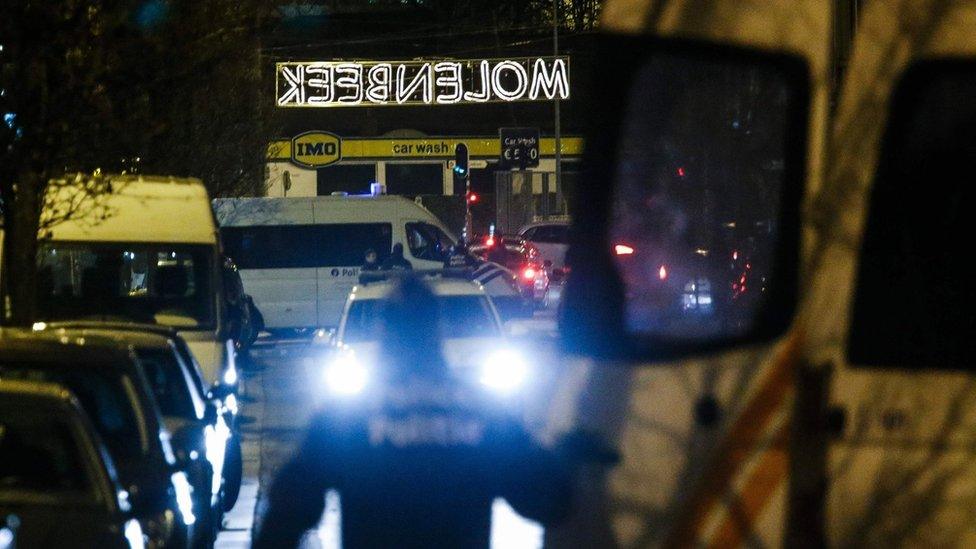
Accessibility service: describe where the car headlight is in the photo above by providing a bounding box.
[480,348,529,394]
[324,350,369,396]
[124,518,146,549]
[170,472,196,526]
[223,392,239,416]
[222,363,238,385]
[204,423,229,496]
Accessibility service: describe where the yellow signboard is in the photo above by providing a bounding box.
[291,131,341,168]
[269,135,583,165]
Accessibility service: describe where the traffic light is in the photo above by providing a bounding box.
[453,143,469,196]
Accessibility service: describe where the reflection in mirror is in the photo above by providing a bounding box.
[609,51,800,340]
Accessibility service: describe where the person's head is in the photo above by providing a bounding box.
[392,242,405,258]
[379,275,446,378]
[364,249,378,264]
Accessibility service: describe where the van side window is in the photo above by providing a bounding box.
[221,223,392,269]
[847,61,976,369]
[405,222,452,262]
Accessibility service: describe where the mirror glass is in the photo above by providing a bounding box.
[608,49,803,340]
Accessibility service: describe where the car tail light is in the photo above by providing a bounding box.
[486,236,495,247]
[614,244,635,256]
[522,267,537,280]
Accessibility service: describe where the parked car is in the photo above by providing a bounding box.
[1,379,146,549]
[36,321,244,515]
[222,257,263,352]
[518,220,569,270]
[0,330,199,548]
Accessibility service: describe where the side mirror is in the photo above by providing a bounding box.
[560,35,808,360]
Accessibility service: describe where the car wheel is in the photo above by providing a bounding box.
[221,436,244,511]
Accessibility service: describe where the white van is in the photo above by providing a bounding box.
[213,195,457,330]
[553,1,976,547]
[34,175,235,389]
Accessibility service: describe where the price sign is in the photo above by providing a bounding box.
[499,127,540,170]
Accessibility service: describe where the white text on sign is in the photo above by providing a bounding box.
[277,57,570,107]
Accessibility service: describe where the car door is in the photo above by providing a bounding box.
[550,1,830,548]
[801,3,976,546]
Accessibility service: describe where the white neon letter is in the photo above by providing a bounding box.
[490,60,528,101]
[277,65,304,105]
[463,61,491,102]
[305,64,333,104]
[366,63,392,103]
[434,62,463,104]
[334,63,363,104]
[529,58,570,100]
[396,63,432,105]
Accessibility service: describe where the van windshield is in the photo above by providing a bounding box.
[36,243,215,329]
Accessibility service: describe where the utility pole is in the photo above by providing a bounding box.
[553,0,562,208]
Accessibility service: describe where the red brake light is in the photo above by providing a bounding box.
[614,244,635,256]
[522,267,537,280]
[485,236,495,247]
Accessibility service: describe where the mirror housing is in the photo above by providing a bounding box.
[559,35,808,362]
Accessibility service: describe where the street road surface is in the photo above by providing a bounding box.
[216,315,560,548]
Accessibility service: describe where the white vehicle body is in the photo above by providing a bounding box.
[214,195,456,330]
[518,221,569,269]
[36,175,233,389]
[549,1,976,548]
[335,276,504,371]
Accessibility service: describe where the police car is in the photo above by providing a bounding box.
[322,271,530,398]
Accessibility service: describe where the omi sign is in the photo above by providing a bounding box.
[276,57,570,108]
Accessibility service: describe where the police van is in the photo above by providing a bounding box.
[214,194,457,331]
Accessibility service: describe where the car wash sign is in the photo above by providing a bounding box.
[276,57,570,108]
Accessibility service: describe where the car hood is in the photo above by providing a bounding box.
[344,337,506,371]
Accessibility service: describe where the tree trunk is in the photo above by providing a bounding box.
[1,171,42,326]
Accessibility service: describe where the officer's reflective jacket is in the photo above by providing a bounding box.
[254,376,571,548]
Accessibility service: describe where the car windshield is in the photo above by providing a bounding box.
[528,225,568,244]
[36,242,215,329]
[0,409,91,496]
[343,295,499,342]
[0,364,146,459]
[136,348,197,419]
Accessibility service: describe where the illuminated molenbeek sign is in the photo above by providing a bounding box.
[276,57,570,108]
